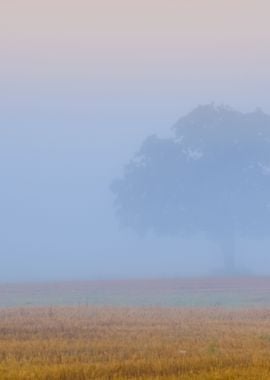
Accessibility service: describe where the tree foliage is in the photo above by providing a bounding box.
[111,105,270,243]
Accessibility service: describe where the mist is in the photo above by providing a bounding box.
[1,0,270,281]
[1,102,270,282]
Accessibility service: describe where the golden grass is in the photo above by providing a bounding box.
[0,306,270,379]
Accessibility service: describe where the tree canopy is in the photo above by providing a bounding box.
[111,105,270,271]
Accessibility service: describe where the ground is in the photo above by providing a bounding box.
[2,276,270,308]
[1,277,270,379]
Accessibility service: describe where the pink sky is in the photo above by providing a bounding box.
[0,0,270,116]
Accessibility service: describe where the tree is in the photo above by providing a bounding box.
[111,105,270,274]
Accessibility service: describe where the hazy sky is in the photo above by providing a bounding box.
[1,1,270,281]
[1,0,270,114]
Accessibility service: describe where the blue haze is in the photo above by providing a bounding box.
[1,91,270,281]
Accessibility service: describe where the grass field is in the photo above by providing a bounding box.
[1,277,270,379]
[1,306,270,379]
[2,276,270,308]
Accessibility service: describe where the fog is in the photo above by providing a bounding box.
[1,1,270,281]
[1,103,270,282]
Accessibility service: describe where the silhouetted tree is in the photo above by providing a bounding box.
[111,105,270,274]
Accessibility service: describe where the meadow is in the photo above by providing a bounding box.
[1,278,270,379]
[1,306,270,379]
[2,276,270,308]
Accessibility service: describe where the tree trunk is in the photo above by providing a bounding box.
[219,229,236,275]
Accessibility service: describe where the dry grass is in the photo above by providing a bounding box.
[0,306,270,379]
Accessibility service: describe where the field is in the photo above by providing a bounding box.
[2,276,270,308]
[1,277,270,379]
[1,306,270,379]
